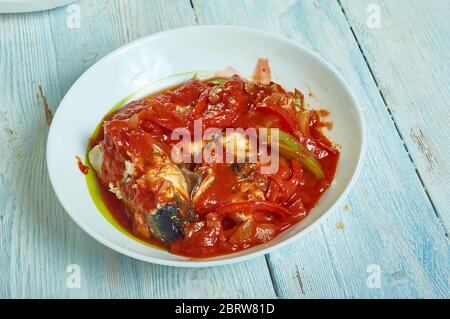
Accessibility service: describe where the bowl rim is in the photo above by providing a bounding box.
[0,0,75,13]
[47,25,366,267]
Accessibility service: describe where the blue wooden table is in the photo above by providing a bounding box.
[0,0,448,299]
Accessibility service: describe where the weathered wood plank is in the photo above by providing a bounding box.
[0,0,276,299]
[192,0,449,298]
[0,9,67,299]
[339,0,450,232]
[48,0,198,93]
[2,0,448,299]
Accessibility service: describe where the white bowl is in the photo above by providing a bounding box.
[0,0,75,13]
[47,26,365,267]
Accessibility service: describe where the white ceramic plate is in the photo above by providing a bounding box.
[47,26,365,267]
[0,0,74,13]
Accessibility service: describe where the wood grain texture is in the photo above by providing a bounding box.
[0,0,448,299]
[0,0,275,299]
[192,0,449,298]
[339,0,450,233]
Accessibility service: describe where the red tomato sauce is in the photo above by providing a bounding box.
[88,73,339,258]
[76,156,89,175]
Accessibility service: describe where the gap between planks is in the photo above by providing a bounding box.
[264,254,281,298]
[189,0,200,25]
[336,0,448,239]
[188,0,280,297]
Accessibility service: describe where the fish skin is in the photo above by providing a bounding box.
[146,204,184,243]
[89,144,190,243]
